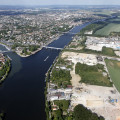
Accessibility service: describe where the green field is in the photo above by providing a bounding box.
[109,17,120,22]
[102,47,116,56]
[105,59,120,92]
[94,10,113,16]
[75,63,112,87]
[95,23,120,36]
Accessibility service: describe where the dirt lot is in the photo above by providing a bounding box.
[61,51,120,120]
[70,64,81,87]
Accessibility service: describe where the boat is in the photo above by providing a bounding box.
[44,56,49,61]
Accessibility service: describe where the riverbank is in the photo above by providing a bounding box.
[16,47,43,57]
[0,57,11,85]
[12,34,62,58]
[45,56,58,120]
[44,23,89,120]
[0,42,10,51]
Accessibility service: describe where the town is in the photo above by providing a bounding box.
[0,9,100,57]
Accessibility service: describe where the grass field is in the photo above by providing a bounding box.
[94,10,113,16]
[80,72,112,87]
[75,63,112,87]
[105,59,120,92]
[95,23,120,36]
[109,17,120,22]
[102,47,116,56]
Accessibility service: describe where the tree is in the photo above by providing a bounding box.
[55,109,63,120]
[73,104,104,120]
[22,48,27,54]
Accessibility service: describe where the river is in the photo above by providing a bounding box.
[0,22,93,120]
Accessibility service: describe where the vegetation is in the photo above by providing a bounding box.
[79,21,107,36]
[53,25,73,33]
[68,36,87,49]
[50,103,105,120]
[0,58,11,84]
[105,59,120,92]
[51,69,71,88]
[57,58,66,65]
[73,104,104,120]
[0,112,5,120]
[12,43,24,49]
[75,62,112,87]
[45,63,54,120]
[74,18,93,22]
[54,100,70,111]
[78,16,120,37]
[28,45,39,52]
[94,10,113,16]
[51,100,70,120]
[22,45,40,55]
[65,45,117,58]
[110,31,120,36]
[102,46,116,56]
[95,23,120,36]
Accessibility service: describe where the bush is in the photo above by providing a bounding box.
[51,69,71,88]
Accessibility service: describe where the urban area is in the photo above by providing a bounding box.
[0,5,120,120]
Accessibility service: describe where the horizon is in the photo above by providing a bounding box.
[1,0,120,6]
[0,4,120,6]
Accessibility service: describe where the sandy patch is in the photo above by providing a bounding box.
[115,51,120,57]
[86,100,104,107]
[61,52,104,66]
[117,62,120,67]
[70,65,81,87]
[116,116,120,120]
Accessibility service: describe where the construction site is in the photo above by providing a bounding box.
[61,52,120,120]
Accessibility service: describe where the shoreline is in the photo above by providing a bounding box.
[0,25,78,58]
[0,57,11,85]
[0,34,62,58]
[0,42,10,51]
[16,47,43,57]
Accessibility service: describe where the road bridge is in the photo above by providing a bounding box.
[61,32,77,35]
[0,50,12,53]
[43,46,63,50]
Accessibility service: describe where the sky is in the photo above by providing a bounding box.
[0,0,120,5]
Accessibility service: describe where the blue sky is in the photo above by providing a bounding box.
[0,0,120,5]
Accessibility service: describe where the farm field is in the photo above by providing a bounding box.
[109,17,120,22]
[105,59,120,92]
[94,10,114,16]
[95,23,120,36]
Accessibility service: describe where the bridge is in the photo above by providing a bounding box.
[60,32,77,35]
[43,46,63,50]
[0,50,12,53]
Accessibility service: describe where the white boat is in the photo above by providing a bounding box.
[44,56,49,61]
